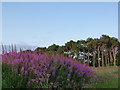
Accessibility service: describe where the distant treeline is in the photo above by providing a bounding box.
[2,35,120,67]
[34,35,120,67]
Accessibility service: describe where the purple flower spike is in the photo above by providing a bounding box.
[20,66,24,73]
[25,70,28,74]
[54,82,59,86]
[68,73,71,77]
[57,76,60,80]
[27,81,31,87]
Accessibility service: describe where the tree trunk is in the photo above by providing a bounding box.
[108,55,110,66]
[102,51,104,67]
[109,51,113,65]
[113,48,116,66]
[87,50,90,66]
[105,55,107,67]
[83,49,85,64]
[98,47,100,67]
[88,50,90,60]
[93,51,96,67]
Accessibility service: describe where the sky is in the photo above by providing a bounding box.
[0,3,2,44]
[2,2,118,47]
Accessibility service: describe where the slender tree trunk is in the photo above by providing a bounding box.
[113,48,116,66]
[98,47,100,67]
[102,51,104,67]
[77,51,79,60]
[109,51,113,66]
[108,54,110,66]
[105,55,107,67]
[83,49,85,64]
[87,50,90,66]
[88,50,90,60]
[93,51,96,67]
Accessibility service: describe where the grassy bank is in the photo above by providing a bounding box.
[83,66,119,88]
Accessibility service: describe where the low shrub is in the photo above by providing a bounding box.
[2,51,95,88]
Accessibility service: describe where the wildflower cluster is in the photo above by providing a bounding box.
[2,51,95,88]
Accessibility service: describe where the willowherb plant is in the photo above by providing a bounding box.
[2,47,95,88]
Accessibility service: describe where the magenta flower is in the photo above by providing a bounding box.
[57,76,60,80]
[52,72,55,76]
[27,81,31,87]
[2,50,95,88]
[20,66,24,73]
[25,70,28,74]
[54,82,59,86]
[34,70,38,75]
[68,73,71,77]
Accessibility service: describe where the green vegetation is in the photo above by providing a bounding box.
[3,65,119,88]
[84,66,119,88]
[2,64,27,88]
[1,35,119,88]
[2,52,94,88]
[34,35,120,67]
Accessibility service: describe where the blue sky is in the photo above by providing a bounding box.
[0,3,2,44]
[2,2,118,47]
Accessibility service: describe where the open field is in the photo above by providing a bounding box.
[84,66,119,88]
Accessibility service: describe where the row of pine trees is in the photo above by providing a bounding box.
[35,35,120,67]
